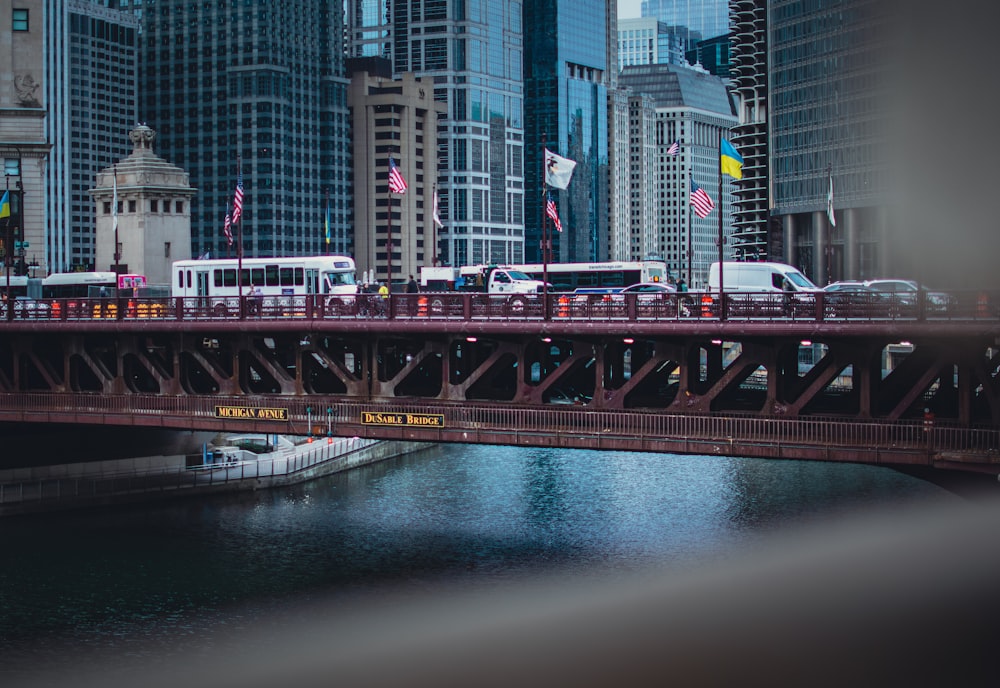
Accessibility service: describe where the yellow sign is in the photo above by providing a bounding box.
[362,411,444,428]
[214,406,289,421]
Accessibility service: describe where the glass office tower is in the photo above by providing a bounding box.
[43,1,139,273]
[523,0,611,263]
[641,0,729,41]
[349,0,525,268]
[126,1,352,259]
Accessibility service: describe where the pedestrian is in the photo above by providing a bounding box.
[253,286,263,316]
[677,278,687,292]
[377,281,389,317]
[407,274,419,293]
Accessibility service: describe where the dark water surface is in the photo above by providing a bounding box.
[0,443,975,685]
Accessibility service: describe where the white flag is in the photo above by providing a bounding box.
[544,148,577,189]
[827,171,836,228]
[432,188,444,229]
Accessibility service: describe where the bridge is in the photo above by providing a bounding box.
[2,289,1000,476]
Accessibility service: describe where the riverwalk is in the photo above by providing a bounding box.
[0,435,430,516]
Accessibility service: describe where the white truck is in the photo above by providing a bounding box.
[420,265,547,295]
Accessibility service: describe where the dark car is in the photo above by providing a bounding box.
[863,279,953,315]
[617,282,686,317]
[822,282,888,317]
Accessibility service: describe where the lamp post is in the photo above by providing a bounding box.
[3,176,11,317]
[3,148,22,317]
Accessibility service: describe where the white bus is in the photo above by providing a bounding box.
[512,260,669,292]
[42,271,148,299]
[171,256,357,299]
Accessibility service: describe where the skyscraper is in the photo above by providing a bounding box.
[620,63,737,286]
[641,0,729,42]
[43,1,139,274]
[523,0,612,263]
[349,0,525,268]
[127,1,352,260]
[728,0,768,262]
[769,0,890,284]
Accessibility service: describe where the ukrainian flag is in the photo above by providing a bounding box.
[721,139,743,180]
[0,190,10,219]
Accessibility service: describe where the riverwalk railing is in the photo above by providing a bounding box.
[0,435,376,513]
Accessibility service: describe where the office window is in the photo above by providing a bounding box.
[12,9,28,32]
[3,159,20,176]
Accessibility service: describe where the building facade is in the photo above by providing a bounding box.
[347,59,444,287]
[641,0,729,41]
[1,0,48,278]
[620,64,737,288]
[127,0,352,261]
[617,17,693,71]
[349,0,526,269]
[728,0,768,262]
[523,0,612,264]
[769,0,890,285]
[41,1,138,274]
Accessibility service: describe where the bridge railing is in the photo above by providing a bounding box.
[3,392,1000,458]
[0,435,375,512]
[2,289,999,324]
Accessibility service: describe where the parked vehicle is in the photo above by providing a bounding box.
[420,265,546,295]
[863,279,953,313]
[707,261,821,316]
[822,281,888,317]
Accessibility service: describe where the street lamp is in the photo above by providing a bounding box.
[3,151,22,316]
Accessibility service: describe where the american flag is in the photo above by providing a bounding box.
[231,170,244,225]
[388,157,408,194]
[667,140,680,157]
[690,181,715,219]
[223,207,233,246]
[545,193,562,232]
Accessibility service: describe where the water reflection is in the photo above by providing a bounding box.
[0,443,955,680]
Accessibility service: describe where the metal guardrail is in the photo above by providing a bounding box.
[0,436,373,510]
[2,289,1000,324]
[2,392,998,460]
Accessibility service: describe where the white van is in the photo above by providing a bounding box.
[706,261,820,316]
[708,261,820,293]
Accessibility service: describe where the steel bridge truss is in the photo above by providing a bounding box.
[1,328,999,427]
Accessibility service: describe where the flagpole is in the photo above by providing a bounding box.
[717,129,725,320]
[4,176,11,311]
[111,165,121,274]
[541,135,549,309]
[324,186,330,256]
[687,171,693,286]
[387,158,393,291]
[236,156,244,318]
[431,184,437,267]
[826,164,833,285]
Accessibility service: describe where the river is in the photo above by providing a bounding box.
[3,442,998,687]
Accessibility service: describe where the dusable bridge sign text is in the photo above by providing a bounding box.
[362,411,444,427]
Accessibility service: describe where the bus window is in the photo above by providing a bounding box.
[265,264,280,286]
[251,268,264,285]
